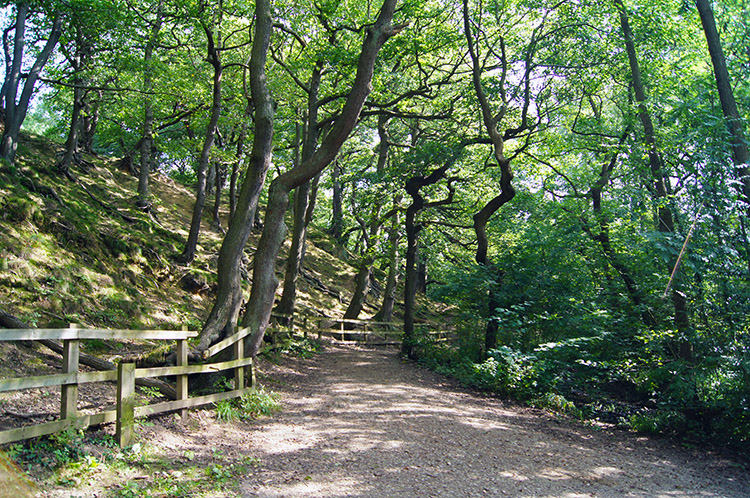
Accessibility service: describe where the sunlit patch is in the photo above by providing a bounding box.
[0,452,37,498]
[539,468,574,481]
[253,476,364,497]
[498,470,529,481]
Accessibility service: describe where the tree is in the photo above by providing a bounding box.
[1,2,63,167]
[136,0,165,210]
[195,0,274,351]
[233,0,404,357]
[696,0,750,250]
[402,154,456,358]
[615,0,691,358]
[178,1,229,264]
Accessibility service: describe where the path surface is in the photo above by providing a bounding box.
[238,344,749,498]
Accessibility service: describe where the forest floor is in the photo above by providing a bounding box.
[19,340,749,498]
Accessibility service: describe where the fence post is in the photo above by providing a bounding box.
[116,362,135,447]
[60,323,80,421]
[176,326,189,420]
[234,329,245,391]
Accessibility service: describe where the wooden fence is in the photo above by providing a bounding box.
[0,324,254,448]
[316,318,402,345]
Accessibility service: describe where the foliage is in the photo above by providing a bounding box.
[7,430,116,475]
[1,0,749,469]
[214,387,281,422]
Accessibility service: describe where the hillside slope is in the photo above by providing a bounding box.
[0,132,380,334]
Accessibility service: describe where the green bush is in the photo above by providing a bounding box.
[214,387,281,422]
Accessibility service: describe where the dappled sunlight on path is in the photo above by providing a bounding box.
[240,346,749,498]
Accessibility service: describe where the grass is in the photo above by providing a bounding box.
[0,130,428,496]
[214,387,282,422]
[4,425,262,498]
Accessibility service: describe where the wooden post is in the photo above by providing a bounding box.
[249,356,256,388]
[176,330,188,420]
[60,324,79,420]
[116,362,136,447]
[234,330,245,391]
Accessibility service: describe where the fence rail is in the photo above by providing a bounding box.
[0,324,253,448]
[316,318,401,345]
[0,317,452,447]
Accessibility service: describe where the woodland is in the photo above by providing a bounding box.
[0,0,749,462]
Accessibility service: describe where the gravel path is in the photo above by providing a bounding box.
[240,343,749,498]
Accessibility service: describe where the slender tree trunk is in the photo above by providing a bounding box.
[696,0,750,272]
[402,163,454,358]
[1,5,62,166]
[212,161,224,232]
[329,159,344,243]
[277,66,323,318]
[58,28,93,177]
[179,22,224,265]
[696,0,750,203]
[58,74,84,177]
[79,90,101,154]
[342,115,390,322]
[374,196,402,322]
[206,159,216,196]
[616,0,691,358]
[137,1,164,210]
[402,198,420,359]
[463,0,517,353]
[585,131,658,328]
[343,261,373,322]
[277,181,311,317]
[238,2,402,358]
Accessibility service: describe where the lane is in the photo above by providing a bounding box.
[240,345,749,498]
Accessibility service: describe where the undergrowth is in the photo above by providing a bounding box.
[4,426,261,497]
[214,387,282,422]
[412,328,750,459]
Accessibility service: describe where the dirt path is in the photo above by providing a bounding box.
[236,343,749,498]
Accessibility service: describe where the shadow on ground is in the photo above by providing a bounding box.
[237,345,749,498]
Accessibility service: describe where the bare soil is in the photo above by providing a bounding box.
[10,342,750,498]
[236,343,750,498]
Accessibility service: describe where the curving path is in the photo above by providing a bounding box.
[238,344,749,498]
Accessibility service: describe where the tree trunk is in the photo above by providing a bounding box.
[58,78,84,177]
[79,90,101,154]
[1,5,63,166]
[230,99,254,222]
[343,258,374,323]
[696,0,750,204]
[277,181,311,318]
[238,1,402,358]
[342,116,390,322]
[463,0,518,354]
[196,0,275,352]
[212,161,224,232]
[277,66,323,319]
[137,1,164,210]
[616,0,691,358]
[402,188,424,359]
[179,21,224,265]
[374,196,402,322]
[329,159,344,243]
[402,162,454,358]
[585,131,658,328]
